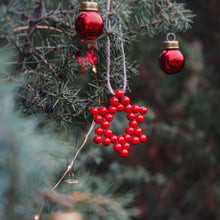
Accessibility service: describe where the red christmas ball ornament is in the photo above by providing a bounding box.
[90,107,98,115]
[104,129,113,137]
[94,114,103,123]
[111,135,118,143]
[123,142,131,150]
[75,2,104,40]
[102,137,111,146]
[110,97,119,106]
[101,121,110,129]
[131,136,140,145]
[136,114,144,123]
[114,143,122,152]
[105,113,113,122]
[117,103,124,112]
[124,104,133,113]
[108,105,117,114]
[115,89,124,98]
[159,33,184,75]
[95,127,104,135]
[99,106,108,115]
[139,134,147,143]
[120,149,129,157]
[94,135,102,144]
[121,96,130,105]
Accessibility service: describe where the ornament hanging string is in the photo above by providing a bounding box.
[106,0,127,95]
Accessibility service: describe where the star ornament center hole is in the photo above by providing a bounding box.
[90,89,148,157]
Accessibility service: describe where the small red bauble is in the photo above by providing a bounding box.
[75,2,104,40]
[99,106,108,115]
[127,112,136,121]
[102,137,111,146]
[90,107,98,115]
[121,96,130,105]
[111,135,118,143]
[120,149,129,157]
[94,114,103,123]
[108,105,117,114]
[117,103,124,112]
[139,134,147,143]
[110,97,119,106]
[159,35,184,74]
[94,135,102,144]
[124,104,133,113]
[115,89,124,98]
[104,129,113,137]
[105,113,113,122]
[80,69,85,74]
[101,121,110,129]
[136,114,144,123]
[95,127,104,135]
[131,136,140,145]
[114,143,122,152]
[91,89,148,157]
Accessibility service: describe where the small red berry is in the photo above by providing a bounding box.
[110,97,119,106]
[126,127,134,135]
[123,142,130,150]
[118,136,125,144]
[124,104,133,113]
[131,136,140,145]
[108,105,117,114]
[102,137,111,146]
[140,106,148,115]
[129,120,138,128]
[117,103,124,112]
[80,69,85,74]
[127,112,136,121]
[90,107,99,115]
[134,127,142,136]
[111,135,118,143]
[132,105,140,113]
[99,106,108,115]
[139,134,147,142]
[136,114,144,123]
[101,121,110,129]
[120,149,129,157]
[94,114,103,123]
[104,129,113,137]
[113,143,122,151]
[95,127,104,135]
[115,89,124,98]
[121,96,130,105]
[105,113,113,122]
[94,135,102,144]
[124,134,131,142]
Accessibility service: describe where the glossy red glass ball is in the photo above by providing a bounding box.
[94,114,103,123]
[101,121,110,129]
[110,97,119,106]
[120,149,129,157]
[75,11,104,40]
[104,129,113,138]
[108,105,117,114]
[139,134,147,142]
[94,135,102,144]
[136,114,144,123]
[121,96,130,105]
[117,103,124,112]
[159,49,184,74]
[115,89,124,98]
[111,135,118,143]
[105,113,113,122]
[102,137,111,146]
[123,142,130,150]
[114,143,122,152]
[124,104,133,113]
[90,107,98,115]
[131,136,140,145]
[99,106,108,115]
[95,127,104,135]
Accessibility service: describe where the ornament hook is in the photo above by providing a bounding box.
[166,33,176,42]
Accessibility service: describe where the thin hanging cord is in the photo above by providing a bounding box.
[106,0,127,95]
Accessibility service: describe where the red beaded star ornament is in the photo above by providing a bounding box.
[90,89,148,157]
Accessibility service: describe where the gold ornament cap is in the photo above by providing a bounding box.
[163,40,179,49]
[81,1,99,11]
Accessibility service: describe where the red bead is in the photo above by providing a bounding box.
[118,136,125,144]
[139,134,147,142]
[110,97,119,106]
[108,105,117,114]
[99,106,108,115]
[121,96,130,105]
[123,142,130,150]
[127,112,136,121]
[115,89,124,98]
[75,11,104,40]
[126,127,134,135]
[124,134,131,142]
[120,149,129,157]
[90,107,98,115]
[80,69,85,74]
[94,135,102,144]
[113,143,122,152]
[95,127,104,135]
[140,106,148,115]
[105,113,113,122]
[102,137,111,146]
[104,129,113,137]
[117,103,124,112]
[131,136,140,145]
[101,121,110,129]
[134,127,142,136]
[129,120,138,128]
[124,104,133,113]
[159,49,184,74]
[94,114,103,123]
[136,114,144,123]
[111,135,118,143]
[132,105,140,113]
